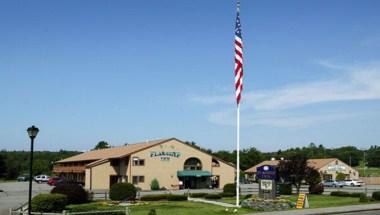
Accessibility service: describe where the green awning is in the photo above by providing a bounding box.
[177,170,212,177]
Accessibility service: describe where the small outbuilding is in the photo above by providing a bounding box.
[245,158,359,182]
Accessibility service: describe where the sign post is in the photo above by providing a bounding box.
[257,165,277,200]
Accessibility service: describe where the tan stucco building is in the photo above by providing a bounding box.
[53,138,235,190]
[245,158,359,182]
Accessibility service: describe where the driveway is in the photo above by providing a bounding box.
[0,181,52,215]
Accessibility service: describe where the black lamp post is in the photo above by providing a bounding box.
[27,125,39,215]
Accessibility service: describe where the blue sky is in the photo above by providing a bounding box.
[1,0,379,152]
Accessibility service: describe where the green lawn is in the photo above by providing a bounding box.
[67,194,374,215]
[355,167,380,177]
[288,195,365,208]
[67,201,254,215]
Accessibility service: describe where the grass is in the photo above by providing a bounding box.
[288,194,368,208]
[67,201,253,215]
[355,167,380,177]
[67,194,377,215]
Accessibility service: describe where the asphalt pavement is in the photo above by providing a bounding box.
[0,181,51,215]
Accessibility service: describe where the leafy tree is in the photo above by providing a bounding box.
[336,172,346,181]
[240,147,263,170]
[0,154,6,178]
[93,141,110,150]
[33,160,50,175]
[305,168,322,186]
[278,154,315,194]
[367,146,380,168]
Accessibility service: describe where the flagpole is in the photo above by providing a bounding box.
[236,104,240,206]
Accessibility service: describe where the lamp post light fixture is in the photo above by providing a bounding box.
[27,125,39,215]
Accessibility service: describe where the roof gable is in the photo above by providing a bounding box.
[56,138,173,163]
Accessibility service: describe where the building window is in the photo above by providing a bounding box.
[184,157,202,170]
[132,158,145,166]
[132,176,145,184]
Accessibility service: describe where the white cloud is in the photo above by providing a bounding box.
[193,61,380,128]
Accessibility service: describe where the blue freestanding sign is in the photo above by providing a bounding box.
[257,165,278,199]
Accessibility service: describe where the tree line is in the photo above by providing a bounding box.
[0,141,379,180]
[0,150,79,180]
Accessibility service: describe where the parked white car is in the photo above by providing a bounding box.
[34,175,50,183]
[344,179,365,187]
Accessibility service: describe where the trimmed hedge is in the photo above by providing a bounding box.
[204,194,222,199]
[359,193,371,202]
[140,194,169,201]
[372,191,380,201]
[109,182,137,201]
[189,193,208,198]
[330,191,367,198]
[167,195,188,201]
[51,183,87,204]
[223,183,236,195]
[349,192,364,198]
[140,194,187,201]
[330,191,351,197]
[31,193,67,212]
[220,192,235,197]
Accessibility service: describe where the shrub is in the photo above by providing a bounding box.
[31,193,67,212]
[150,178,160,191]
[330,191,350,197]
[148,209,157,215]
[223,183,236,194]
[140,194,169,201]
[359,193,370,202]
[372,191,380,201]
[167,194,187,201]
[220,192,235,197]
[278,183,292,195]
[204,194,222,199]
[308,183,324,195]
[350,192,364,198]
[189,193,207,198]
[51,183,87,204]
[109,182,137,201]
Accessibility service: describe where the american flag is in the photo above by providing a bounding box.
[234,2,243,105]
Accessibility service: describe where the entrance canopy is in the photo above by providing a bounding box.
[177,170,212,177]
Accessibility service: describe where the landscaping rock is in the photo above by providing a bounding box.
[241,198,294,211]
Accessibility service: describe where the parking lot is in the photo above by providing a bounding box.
[0,181,51,215]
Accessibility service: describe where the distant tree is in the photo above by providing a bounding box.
[240,147,263,170]
[0,154,6,178]
[93,141,110,150]
[33,160,50,175]
[367,146,380,168]
[278,154,315,194]
[336,172,346,181]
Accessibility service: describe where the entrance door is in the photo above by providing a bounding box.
[109,175,118,188]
